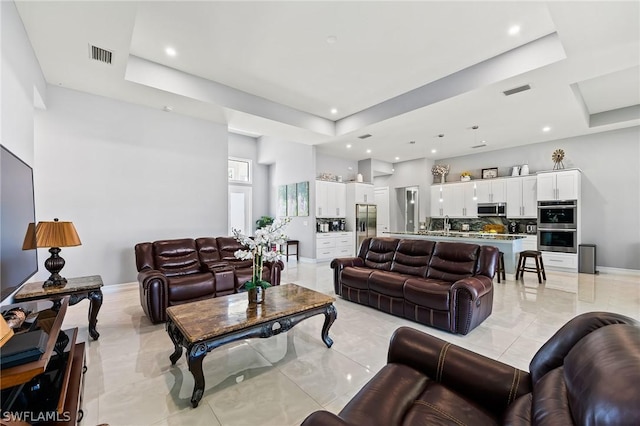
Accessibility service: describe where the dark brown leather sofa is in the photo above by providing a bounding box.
[331,237,498,334]
[135,237,284,323]
[302,312,640,426]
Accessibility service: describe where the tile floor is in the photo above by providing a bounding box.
[62,262,640,426]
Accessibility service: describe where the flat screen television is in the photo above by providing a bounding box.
[0,144,38,303]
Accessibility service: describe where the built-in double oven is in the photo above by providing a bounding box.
[537,200,578,253]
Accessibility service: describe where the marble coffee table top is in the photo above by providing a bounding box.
[166,283,335,343]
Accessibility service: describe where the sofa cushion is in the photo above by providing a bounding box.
[403,278,452,311]
[167,272,215,302]
[195,237,222,267]
[153,239,202,277]
[341,267,374,290]
[369,271,412,298]
[390,239,435,277]
[426,242,479,282]
[563,325,640,425]
[362,238,399,271]
[216,236,246,259]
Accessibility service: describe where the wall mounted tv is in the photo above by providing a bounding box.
[0,144,38,303]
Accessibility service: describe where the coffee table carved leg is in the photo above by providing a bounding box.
[321,304,337,348]
[188,343,208,408]
[167,321,184,365]
[87,290,103,340]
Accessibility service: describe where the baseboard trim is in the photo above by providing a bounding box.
[595,266,640,276]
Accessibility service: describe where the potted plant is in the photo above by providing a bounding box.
[461,171,472,181]
[233,218,290,303]
[255,215,274,229]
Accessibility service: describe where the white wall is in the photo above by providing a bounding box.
[0,0,46,166]
[374,157,433,232]
[316,153,358,182]
[228,132,270,229]
[258,136,316,258]
[34,86,229,285]
[439,126,640,270]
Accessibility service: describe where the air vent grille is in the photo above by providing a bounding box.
[358,134,372,139]
[89,44,113,64]
[503,84,531,96]
[471,143,487,149]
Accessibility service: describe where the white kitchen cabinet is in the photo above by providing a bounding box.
[316,180,346,218]
[348,182,374,204]
[316,232,354,260]
[447,183,477,218]
[506,176,537,218]
[541,251,578,271]
[474,179,506,203]
[537,170,581,201]
[431,185,444,217]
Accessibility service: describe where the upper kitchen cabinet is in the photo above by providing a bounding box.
[506,176,537,218]
[430,183,476,218]
[316,180,346,218]
[347,182,374,204]
[474,179,506,203]
[537,170,581,201]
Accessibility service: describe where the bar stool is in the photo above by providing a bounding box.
[496,251,506,283]
[515,250,546,284]
[285,240,299,261]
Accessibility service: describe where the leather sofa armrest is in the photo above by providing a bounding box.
[266,260,285,286]
[450,276,493,300]
[330,257,364,295]
[387,326,532,417]
[301,410,351,426]
[137,268,169,323]
[330,257,364,270]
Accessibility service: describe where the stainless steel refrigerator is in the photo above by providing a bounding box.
[356,204,377,252]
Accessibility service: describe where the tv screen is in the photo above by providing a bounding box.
[0,145,38,303]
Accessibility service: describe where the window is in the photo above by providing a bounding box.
[228,157,251,183]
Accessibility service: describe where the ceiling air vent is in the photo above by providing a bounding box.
[503,84,531,96]
[358,134,372,139]
[89,44,113,65]
[471,143,487,149]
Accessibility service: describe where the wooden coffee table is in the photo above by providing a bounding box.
[165,283,337,407]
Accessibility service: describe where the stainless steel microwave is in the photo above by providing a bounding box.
[477,203,507,217]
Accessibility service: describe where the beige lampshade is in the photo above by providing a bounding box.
[0,315,14,348]
[22,218,82,250]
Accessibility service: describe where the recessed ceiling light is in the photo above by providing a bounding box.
[366,149,371,154]
[326,35,338,44]
[346,144,352,148]
[542,126,551,132]
[431,149,437,153]
[330,108,338,115]
[395,156,400,161]
[508,25,521,36]
[165,47,177,57]
[162,105,173,112]
[391,168,395,172]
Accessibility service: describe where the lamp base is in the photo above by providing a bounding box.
[43,274,68,289]
[43,247,68,289]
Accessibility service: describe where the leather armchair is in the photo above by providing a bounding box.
[302,311,640,426]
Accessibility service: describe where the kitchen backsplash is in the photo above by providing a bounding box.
[429,217,536,234]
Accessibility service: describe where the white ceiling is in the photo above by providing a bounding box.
[14,1,640,163]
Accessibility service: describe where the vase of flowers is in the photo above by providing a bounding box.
[232,217,291,304]
[461,171,471,181]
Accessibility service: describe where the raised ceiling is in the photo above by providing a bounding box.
[14,1,640,162]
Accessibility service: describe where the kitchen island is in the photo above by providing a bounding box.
[386,231,525,276]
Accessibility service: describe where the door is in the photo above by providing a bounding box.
[374,187,390,235]
[229,185,252,235]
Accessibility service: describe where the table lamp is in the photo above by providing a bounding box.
[22,218,82,288]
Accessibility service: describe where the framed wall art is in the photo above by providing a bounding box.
[296,181,309,217]
[482,167,499,179]
[277,185,287,217]
[287,183,297,216]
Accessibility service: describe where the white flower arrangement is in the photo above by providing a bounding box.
[232,217,291,289]
[431,164,450,177]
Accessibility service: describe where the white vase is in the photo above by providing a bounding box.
[520,164,529,175]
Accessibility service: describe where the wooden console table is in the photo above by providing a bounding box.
[14,275,104,340]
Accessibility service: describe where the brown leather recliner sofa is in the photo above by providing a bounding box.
[302,312,640,426]
[135,237,284,323]
[331,237,498,334]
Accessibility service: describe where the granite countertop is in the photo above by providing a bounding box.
[387,231,526,241]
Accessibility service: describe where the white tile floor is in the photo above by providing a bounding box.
[63,262,640,426]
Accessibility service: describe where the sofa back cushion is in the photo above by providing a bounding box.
[390,240,436,277]
[152,238,202,277]
[361,238,399,271]
[475,246,498,277]
[426,242,479,282]
[195,237,222,267]
[562,325,640,425]
[216,237,246,259]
